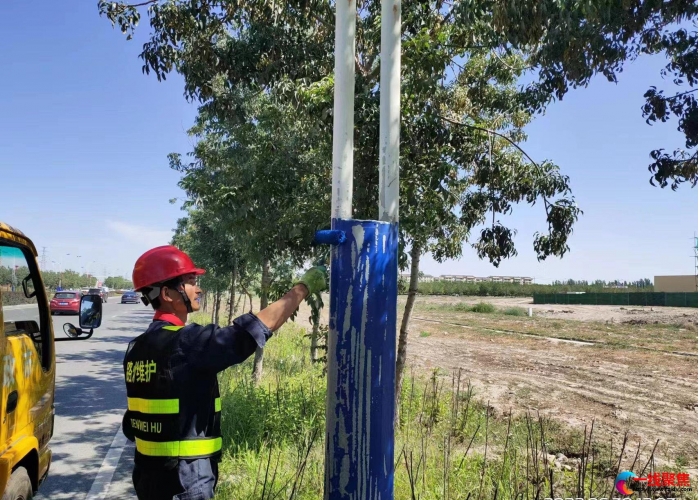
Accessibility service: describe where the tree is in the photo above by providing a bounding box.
[104,276,134,290]
[485,0,698,190]
[170,91,331,382]
[98,0,581,401]
[171,208,245,325]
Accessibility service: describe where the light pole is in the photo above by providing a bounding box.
[323,0,400,496]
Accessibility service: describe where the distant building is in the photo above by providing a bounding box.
[654,275,698,293]
[400,273,533,284]
[437,275,533,285]
[441,275,472,282]
[399,273,437,283]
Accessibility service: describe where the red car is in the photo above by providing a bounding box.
[50,291,82,315]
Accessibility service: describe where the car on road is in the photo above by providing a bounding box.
[50,291,82,315]
[88,287,108,303]
[121,290,140,304]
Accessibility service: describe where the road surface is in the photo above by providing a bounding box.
[5,299,146,499]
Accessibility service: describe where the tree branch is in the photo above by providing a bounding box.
[123,0,157,7]
[355,55,369,77]
[440,114,562,228]
[438,115,540,169]
[310,10,334,30]
[663,151,698,162]
[660,89,697,101]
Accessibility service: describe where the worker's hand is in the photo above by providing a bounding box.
[295,266,328,295]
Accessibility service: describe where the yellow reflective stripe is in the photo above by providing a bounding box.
[215,397,221,412]
[135,437,222,457]
[162,325,183,331]
[128,398,179,414]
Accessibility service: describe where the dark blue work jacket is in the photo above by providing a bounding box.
[122,312,271,500]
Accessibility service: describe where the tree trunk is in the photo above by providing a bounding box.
[227,266,236,325]
[213,289,222,325]
[252,258,271,384]
[395,243,421,418]
[210,289,216,324]
[310,320,319,362]
[239,284,254,314]
[259,258,270,310]
[236,292,243,316]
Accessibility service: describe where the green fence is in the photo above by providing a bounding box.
[533,292,698,308]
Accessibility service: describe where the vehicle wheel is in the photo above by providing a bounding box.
[2,466,33,500]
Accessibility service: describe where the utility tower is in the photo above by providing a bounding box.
[694,233,698,291]
[41,247,47,270]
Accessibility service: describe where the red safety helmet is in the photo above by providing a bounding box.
[132,246,205,291]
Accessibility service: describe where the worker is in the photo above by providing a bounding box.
[122,245,327,500]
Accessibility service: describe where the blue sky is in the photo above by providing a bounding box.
[0,2,696,284]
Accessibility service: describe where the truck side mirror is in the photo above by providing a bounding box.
[79,295,103,329]
[21,275,36,299]
[59,296,102,342]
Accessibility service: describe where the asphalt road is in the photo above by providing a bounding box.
[4,299,148,499]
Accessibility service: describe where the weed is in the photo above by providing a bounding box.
[420,331,431,337]
[470,302,495,313]
[503,306,527,316]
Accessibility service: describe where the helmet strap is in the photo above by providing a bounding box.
[177,287,194,314]
[168,277,193,313]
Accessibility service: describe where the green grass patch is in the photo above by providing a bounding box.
[420,330,431,337]
[502,306,528,316]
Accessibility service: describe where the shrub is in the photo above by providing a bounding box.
[470,302,495,313]
[1,291,36,307]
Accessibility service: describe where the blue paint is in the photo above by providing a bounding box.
[315,229,347,245]
[325,218,398,500]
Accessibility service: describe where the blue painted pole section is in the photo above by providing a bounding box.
[315,230,347,245]
[325,218,398,500]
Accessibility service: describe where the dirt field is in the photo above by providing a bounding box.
[419,294,699,326]
[296,294,698,471]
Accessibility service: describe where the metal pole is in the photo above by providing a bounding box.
[379,0,401,224]
[331,0,356,220]
[325,220,397,499]
[324,0,399,497]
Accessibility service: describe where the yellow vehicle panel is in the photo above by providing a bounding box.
[0,222,56,494]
